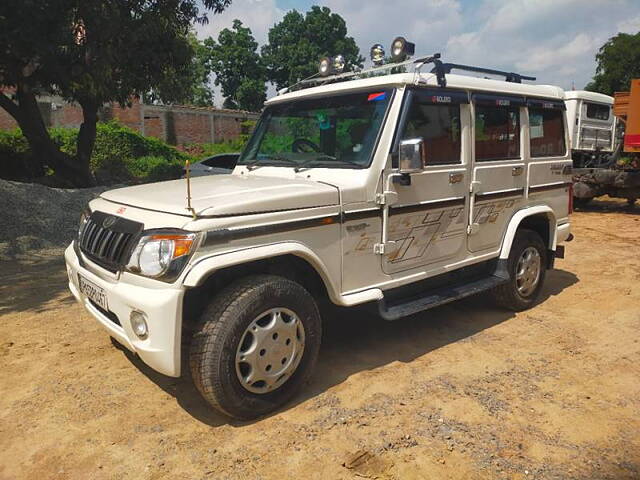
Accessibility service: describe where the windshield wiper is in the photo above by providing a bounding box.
[244,155,298,171]
[294,156,363,172]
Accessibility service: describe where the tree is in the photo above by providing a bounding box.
[144,32,216,107]
[261,6,364,90]
[0,0,230,186]
[586,31,640,95]
[206,20,266,111]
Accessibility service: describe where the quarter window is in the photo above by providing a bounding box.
[586,103,610,120]
[402,102,462,165]
[475,105,520,161]
[529,108,566,157]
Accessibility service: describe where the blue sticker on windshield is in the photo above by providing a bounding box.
[316,112,331,130]
[368,92,386,101]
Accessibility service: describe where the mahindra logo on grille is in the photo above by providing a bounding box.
[102,216,117,228]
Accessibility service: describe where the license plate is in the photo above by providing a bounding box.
[78,274,108,311]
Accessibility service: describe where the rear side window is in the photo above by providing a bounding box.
[586,102,610,120]
[529,108,566,157]
[402,103,462,165]
[475,105,520,161]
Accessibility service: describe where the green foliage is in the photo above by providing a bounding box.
[181,138,247,160]
[261,6,364,89]
[144,31,216,107]
[0,0,231,106]
[205,20,266,111]
[0,129,31,179]
[586,31,640,95]
[126,156,184,183]
[0,0,230,186]
[0,122,190,184]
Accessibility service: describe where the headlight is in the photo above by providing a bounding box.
[126,231,199,280]
[78,207,91,239]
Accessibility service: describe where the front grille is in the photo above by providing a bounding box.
[79,211,143,271]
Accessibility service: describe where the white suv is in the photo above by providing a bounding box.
[65,51,573,419]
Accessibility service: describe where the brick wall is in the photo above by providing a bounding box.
[0,94,258,144]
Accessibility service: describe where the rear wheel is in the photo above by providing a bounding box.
[189,274,321,420]
[492,229,547,311]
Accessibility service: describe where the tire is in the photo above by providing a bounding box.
[492,229,547,312]
[189,274,322,420]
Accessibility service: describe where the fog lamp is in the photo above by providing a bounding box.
[390,36,415,62]
[130,311,148,339]
[370,44,385,65]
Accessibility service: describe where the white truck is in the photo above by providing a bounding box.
[65,41,573,419]
[565,88,640,206]
[564,90,617,168]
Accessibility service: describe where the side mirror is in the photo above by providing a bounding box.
[398,138,426,174]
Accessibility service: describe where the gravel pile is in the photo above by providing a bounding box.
[0,179,109,259]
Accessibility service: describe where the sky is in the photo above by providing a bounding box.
[196,0,640,105]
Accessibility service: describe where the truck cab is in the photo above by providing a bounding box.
[564,90,617,167]
[65,45,573,419]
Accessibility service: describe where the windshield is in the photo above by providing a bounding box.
[238,89,393,169]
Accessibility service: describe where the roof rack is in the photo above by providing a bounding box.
[283,53,445,94]
[278,55,537,95]
[430,63,536,83]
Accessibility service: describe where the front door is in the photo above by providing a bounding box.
[382,88,471,275]
[468,94,527,253]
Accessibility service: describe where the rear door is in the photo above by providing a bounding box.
[468,94,527,253]
[382,88,471,274]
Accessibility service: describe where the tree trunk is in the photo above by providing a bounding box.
[76,100,99,185]
[0,83,96,187]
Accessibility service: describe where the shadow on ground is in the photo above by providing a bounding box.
[118,268,578,427]
[575,198,640,215]
[0,253,73,315]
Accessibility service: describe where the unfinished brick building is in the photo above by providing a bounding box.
[0,95,259,145]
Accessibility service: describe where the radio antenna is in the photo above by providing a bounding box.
[185,159,197,220]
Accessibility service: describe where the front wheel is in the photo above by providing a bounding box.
[189,274,321,420]
[492,229,547,311]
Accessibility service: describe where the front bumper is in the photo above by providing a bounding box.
[64,243,184,377]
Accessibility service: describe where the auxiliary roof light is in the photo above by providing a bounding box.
[332,54,345,74]
[370,44,385,66]
[318,56,332,77]
[390,36,415,62]
[319,54,346,77]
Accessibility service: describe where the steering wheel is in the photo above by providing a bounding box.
[292,138,320,153]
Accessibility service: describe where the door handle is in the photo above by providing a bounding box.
[512,166,524,176]
[449,172,464,184]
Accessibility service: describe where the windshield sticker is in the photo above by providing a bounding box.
[368,92,386,102]
[315,112,331,130]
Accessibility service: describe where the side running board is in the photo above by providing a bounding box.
[377,274,509,321]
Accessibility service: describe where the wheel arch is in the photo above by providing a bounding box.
[182,242,340,304]
[499,206,557,260]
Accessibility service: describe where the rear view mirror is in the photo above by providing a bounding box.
[398,138,426,174]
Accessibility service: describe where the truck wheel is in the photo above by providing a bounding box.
[189,274,321,420]
[492,229,547,312]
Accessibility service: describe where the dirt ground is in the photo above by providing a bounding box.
[1,199,639,480]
